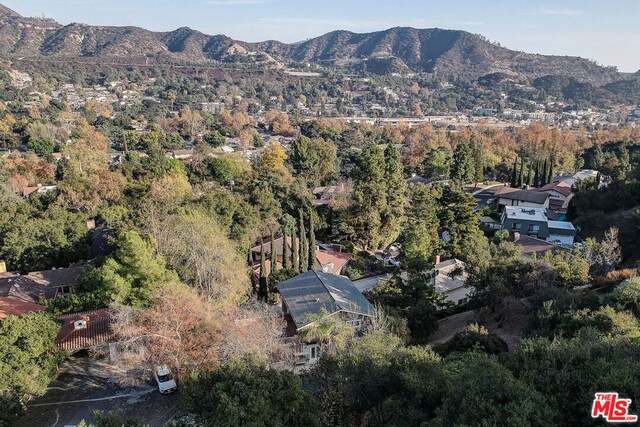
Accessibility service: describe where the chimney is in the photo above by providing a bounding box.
[0,261,5,274]
[73,317,89,330]
[86,219,96,230]
[434,255,441,265]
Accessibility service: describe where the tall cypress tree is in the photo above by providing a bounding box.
[533,160,540,188]
[270,232,277,273]
[282,227,290,270]
[517,156,524,188]
[248,245,255,292]
[381,144,407,247]
[308,209,316,271]
[547,159,554,184]
[259,239,267,298]
[510,157,518,188]
[542,158,548,186]
[292,223,299,274]
[299,209,308,272]
[526,163,533,187]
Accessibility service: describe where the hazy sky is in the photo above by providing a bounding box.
[4,0,640,72]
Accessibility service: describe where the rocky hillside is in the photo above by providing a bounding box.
[0,4,624,85]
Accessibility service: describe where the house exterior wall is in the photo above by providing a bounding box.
[547,234,575,245]
[443,286,471,305]
[501,216,549,238]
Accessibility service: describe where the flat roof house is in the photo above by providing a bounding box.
[501,207,576,246]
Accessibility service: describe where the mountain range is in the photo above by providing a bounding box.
[0,3,630,86]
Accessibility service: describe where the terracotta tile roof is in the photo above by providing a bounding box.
[56,309,115,353]
[0,297,45,319]
[537,181,573,197]
[315,250,352,274]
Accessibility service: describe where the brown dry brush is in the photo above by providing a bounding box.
[108,285,287,382]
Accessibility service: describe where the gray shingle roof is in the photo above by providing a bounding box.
[277,270,374,330]
[495,186,549,204]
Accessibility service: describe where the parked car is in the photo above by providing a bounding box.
[154,365,177,394]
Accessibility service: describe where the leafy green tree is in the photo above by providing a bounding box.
[309,331,445,426]
[27,137,56,156]
[433,352,553,427]
[0,205,90,272]
[434,323,508,356]
[507,331,640,425]
[0,312,62,424]
[181,359,320,427]
[203,130,226,147]
[289,135,337,187]
[607,276,640,317]
[205,157,243,185]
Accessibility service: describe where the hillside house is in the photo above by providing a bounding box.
[494,186,550,210]
[277,270,373,366]
[501,207,576,246]
[432,257,470,306]
[536,181,574,211]
[56,309,116,354]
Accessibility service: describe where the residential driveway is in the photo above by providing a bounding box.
[21,355,179,427]
[473,185,501,210]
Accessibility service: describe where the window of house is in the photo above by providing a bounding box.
[528,224,540,233]
[512,222,521,230]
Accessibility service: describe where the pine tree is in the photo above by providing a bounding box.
[510,157,518,188]
[351,141,387,249]
[292,223,299,274]
[270,232,277,273]
[450,140,474,184]
[299,209,308,272]
[308,209,316,271]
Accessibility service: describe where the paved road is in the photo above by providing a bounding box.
[21,356,179,427]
